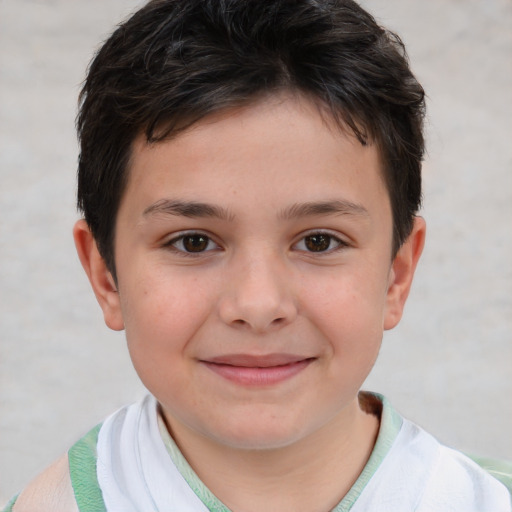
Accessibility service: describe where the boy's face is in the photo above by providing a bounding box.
[76,94,424,451]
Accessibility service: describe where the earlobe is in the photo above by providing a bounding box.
[73,219,125,331]
[383,217,426,330]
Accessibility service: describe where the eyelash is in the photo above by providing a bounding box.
[163,232,220,256]
[163,230,348,256]
[293,231,348,254]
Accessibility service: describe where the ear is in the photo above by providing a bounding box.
[73,219,124,331]
[384,216,426,330]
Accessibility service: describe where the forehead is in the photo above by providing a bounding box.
[120,94,390,223]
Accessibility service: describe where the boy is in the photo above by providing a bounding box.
[6,0,511,510]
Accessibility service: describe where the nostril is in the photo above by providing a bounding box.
[229,316,287,331]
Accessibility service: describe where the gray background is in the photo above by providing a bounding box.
[1,0,511,504]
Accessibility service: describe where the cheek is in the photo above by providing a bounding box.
[120,289,207,401]
[119,273,213,363]
[301,266,388,350]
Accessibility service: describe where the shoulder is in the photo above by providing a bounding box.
[417,445,512,510]
[468,454,512,493]
[12,454,79,512]
[11,421,105,512]
[384,418,512,510]
[403,423,512,510]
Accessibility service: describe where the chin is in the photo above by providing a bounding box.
[203,414,312,451]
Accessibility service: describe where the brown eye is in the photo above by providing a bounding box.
[304,234,332,252]
[168,233,218,254]
[181,234,210,252]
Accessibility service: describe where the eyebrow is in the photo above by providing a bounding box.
[143,199,233,220]
[142,198,368,222]
[279,200,369,220]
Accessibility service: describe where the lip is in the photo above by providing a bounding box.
[200,354,315,386]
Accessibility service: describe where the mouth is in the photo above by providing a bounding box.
[199,354,315,386]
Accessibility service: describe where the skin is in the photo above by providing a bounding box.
[12,455,78,512]
[72,93,425,511]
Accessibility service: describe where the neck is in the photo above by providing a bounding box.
[163,394,380,512]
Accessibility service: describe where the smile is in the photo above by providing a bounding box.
[200,354,315,386]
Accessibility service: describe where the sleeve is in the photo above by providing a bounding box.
[1,494,18,512]
[68,424,107,512]
[468,454,512,495]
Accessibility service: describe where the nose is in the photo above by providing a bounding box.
[217,250,298,333]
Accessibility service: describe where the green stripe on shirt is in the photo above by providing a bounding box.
[68,423,107,512]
